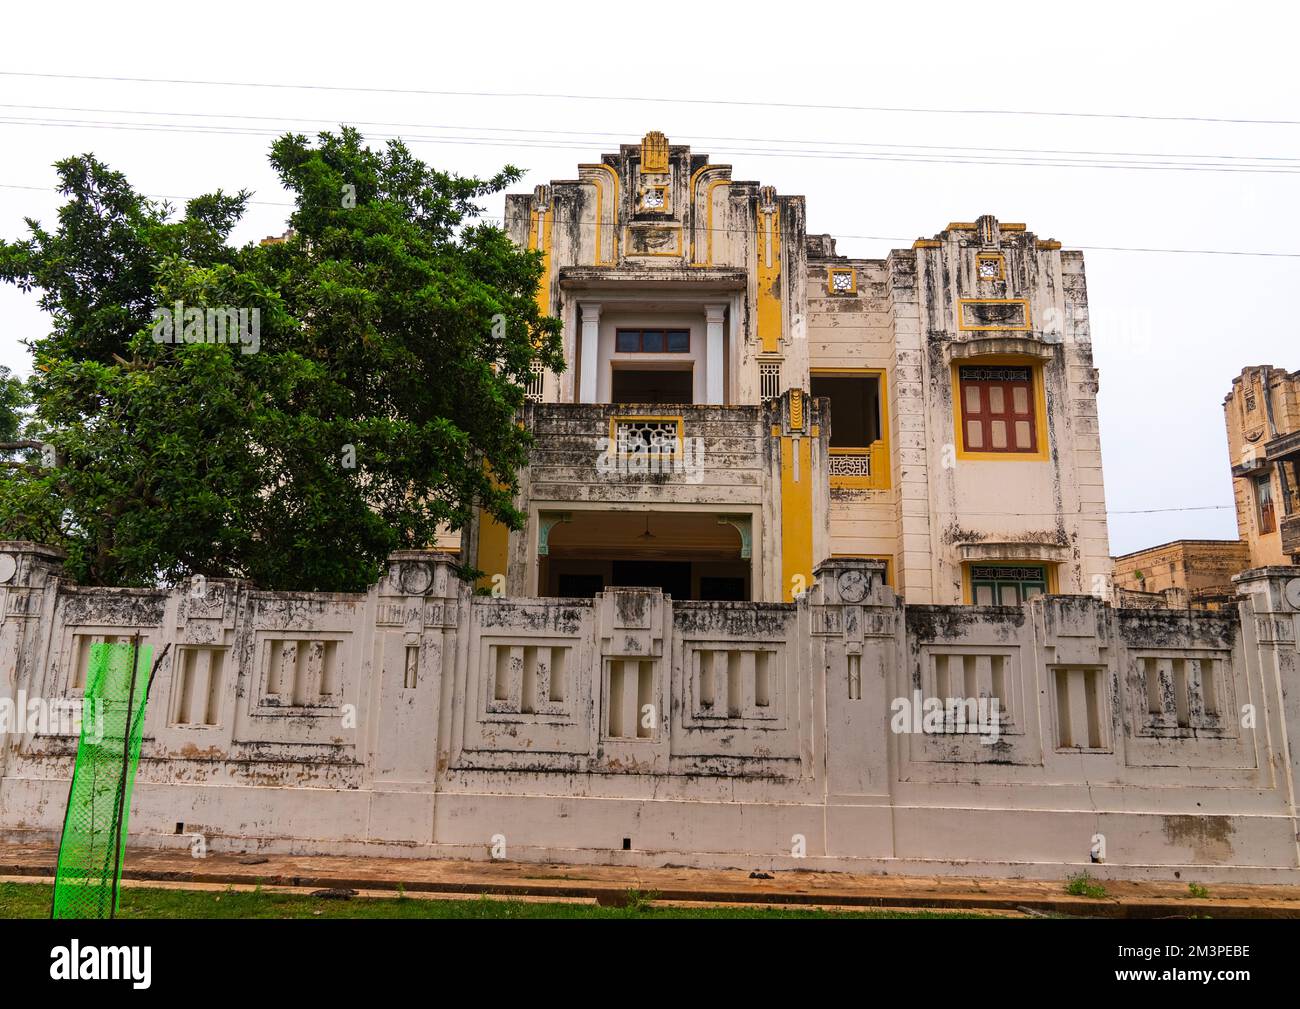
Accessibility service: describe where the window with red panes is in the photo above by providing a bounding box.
[958,365,1038,454]
[1256,474,1276,534]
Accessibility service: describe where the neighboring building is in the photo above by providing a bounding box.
[1225,366,1300,566]
[469,132,1112,605]
[1110,366,1300,605]
[1112,539,1250,609]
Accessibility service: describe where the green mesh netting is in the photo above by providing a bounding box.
[51,641,152,919]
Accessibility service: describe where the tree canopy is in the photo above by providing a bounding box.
[0,129,562,590]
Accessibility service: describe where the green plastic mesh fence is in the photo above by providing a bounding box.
[51,640,152,919]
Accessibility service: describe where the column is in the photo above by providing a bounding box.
[579,302,601,404]
[0,543,66,792]
[705,304,726,405]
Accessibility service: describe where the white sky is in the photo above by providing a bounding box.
[2,0,1297,555]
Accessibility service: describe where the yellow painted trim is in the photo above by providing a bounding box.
[579,163,619,266]
[639,183,670,215]
[975,252,1005,281]
[1037,239,1062,250]
[913,239,941,249]
[962,560,1058,604]
[951,356,1049,462]
[827,266,857,295]
[780,434,813,602]
[622,224,683,257]
[609,415,685,458]
[811,367,891,490]
[957,298,1032,332]
[703,178,731,265]
[688,165,730,266]
[528,205,553,316]
[640,131,670,173]
[475,508,510,592]
[756,207,782,354]
[687,165,709,263]
[946,221,1023,232]
[832,553,893,588]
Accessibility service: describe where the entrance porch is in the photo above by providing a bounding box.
[537,509,753,601]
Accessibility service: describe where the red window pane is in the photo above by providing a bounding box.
[958,365,1037,455]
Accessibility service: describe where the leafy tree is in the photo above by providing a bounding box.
[0,132,562,590]
[0,366,26,446]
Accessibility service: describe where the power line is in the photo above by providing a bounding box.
[1108,505,1233,514]
[4,114,1300,176]
[3,102,1298,165]
[3,183,1299,258]
[3,69,1297,126]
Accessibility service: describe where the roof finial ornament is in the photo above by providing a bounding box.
[641,131,670,173]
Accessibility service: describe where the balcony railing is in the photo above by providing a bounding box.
[609,415,684,458]
[828,442,889,490]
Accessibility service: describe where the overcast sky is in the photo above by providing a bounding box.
[2,1,1297,555]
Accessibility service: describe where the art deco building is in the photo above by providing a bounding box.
[1225,365,1300,566]
[465,132,1113,605]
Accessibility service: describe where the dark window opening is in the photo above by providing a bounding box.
[699,576,746,601]
[810,374,881,448]
[610,560,692,600]
[616,328,690,353]
[611,368,693,404]
[557,573,605,597]
[545,560,750,600]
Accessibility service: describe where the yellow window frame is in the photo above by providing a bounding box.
[811,367,891,489]
[962,561,1059,604]
[951,355,1049,463]
[827,267,857,295]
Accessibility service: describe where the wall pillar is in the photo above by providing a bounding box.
[579,302,601,404]
[365,550,464,844]
[810,556,897,858]
[1234,566,1300,853]
[0,542,67,785]
[705,304,726,405]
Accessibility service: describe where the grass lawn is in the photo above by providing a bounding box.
[0,881,1001,919]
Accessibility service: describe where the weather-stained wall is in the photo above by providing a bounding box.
[5,546,1300,881]
[908,219,1111,604]
[805,241,898,581]
[498,138,1114,607]
[503,134,808,408]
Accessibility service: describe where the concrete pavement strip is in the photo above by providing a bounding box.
[3,843,1298,918]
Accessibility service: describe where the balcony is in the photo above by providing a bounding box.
[828,443,890,491]
[522,402,770,508]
